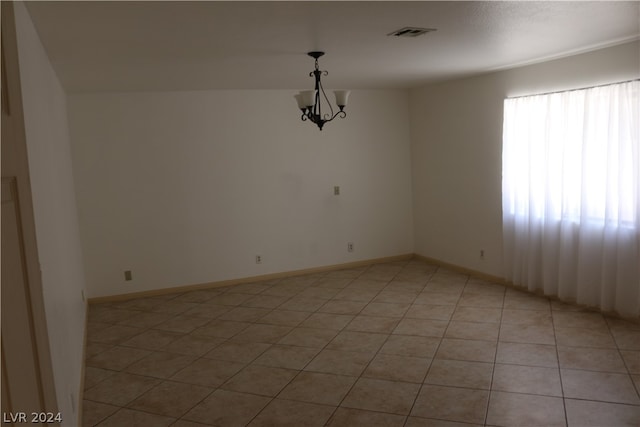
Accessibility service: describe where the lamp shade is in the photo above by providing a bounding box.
[294,93,306,110]
[301,90,316,108]
[334,90,350,108]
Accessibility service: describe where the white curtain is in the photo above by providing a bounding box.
[502,80,640,317]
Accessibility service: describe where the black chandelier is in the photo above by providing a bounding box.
[294,52,350,131]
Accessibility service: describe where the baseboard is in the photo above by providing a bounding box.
[87,253,414,304]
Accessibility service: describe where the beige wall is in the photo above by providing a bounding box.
[69,89,414,298]
[409,41,640,277]
[14,3,87,425]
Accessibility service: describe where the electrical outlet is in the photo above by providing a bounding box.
[255,255,262,264]
[124,270,132,281]
[480,249,485,260]
[347,242,354,252]
[334,186,340,195]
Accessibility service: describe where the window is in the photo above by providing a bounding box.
[503,80,639,228]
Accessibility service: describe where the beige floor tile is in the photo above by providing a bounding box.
[278,327,338,348]
[218,307,271,322]
[296,287,341,299]
[171,358,245,387]
[457,293,504,308]
[230,323,293,344]
[222,365,297,396]
[120,311,173,328]
[503,294,551,311]
[553,311,609,329]
[446,321,499,341]
[373,291,418,304]
[404,304,455,321]
[326,331,388,353]
[305,349,375,376]
[318,300,368,315]
[128,381,213,417]
[611,328,640,350]
[278,371,356,405]
[150,301,200,315]
[84,367,117,390]
[411,385,489,425]
[242,294,289,309]
[313,277,352,289]
[425,359,493,390]
[183,389,270,426]
[125,351,196,379]
[300,312,354,330]
[173,290,220,304]
[86,346,151,371]
[561,368,640,404]
[227,282,272,295]
[361,302,411,318]
[346,315,400,333]
[333,288,379,303]
[495,342,558,367]
[465,279,505,295]
[501,308,552,326]
[93,408,174,427]
[413,292,460,306]
[554,326,616,348]
[380,335,441,358]
[204,341,271,363]
[121,329,184,350]
[161,333,225,356]
[257,309,311,326]
[89,307,140,324]
[248,398,335,426]
[170,420,213,427]
[327,408,406,427]
[81,400,119,426]
[492,363,562,396]
[499,323,555,345]
[622,350,640,373]
[423,284,465,296]
[565,398,640,427]
[363,353,431,383]
[558,346,627,372]
[394,318,448,337]
[206,292,253,306]
[89,325,146,345]
[435,338,496,363]
[85,342,113,359]
[405,417,482,427]
[341,377,420,415]
[385,280,426,293]
[253,344,320,370]
[192,319,251,339]
[451,306,502,323]
[84,372,160,406]
[278,297,328,311]
[486,391,565,427]
[154,315,210,333]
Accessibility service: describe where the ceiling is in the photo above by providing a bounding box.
[25,1,640,93]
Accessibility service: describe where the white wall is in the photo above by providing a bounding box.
[69,90,414,297]
[409,41,640,277]
[14,3,87,425]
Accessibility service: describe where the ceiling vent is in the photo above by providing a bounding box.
[387,27,437,37]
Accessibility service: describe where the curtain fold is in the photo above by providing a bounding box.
[502,81,639,317]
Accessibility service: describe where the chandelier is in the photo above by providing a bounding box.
[294,52,350,131]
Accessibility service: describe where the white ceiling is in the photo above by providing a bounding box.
[25,1,640,93]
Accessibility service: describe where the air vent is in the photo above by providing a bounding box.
[387,27,437,37]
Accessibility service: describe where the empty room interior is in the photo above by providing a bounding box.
[2,1,640,426]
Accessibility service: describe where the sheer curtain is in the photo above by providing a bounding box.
[502,80,639,317]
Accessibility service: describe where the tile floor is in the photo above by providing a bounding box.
[82,259,640,426]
